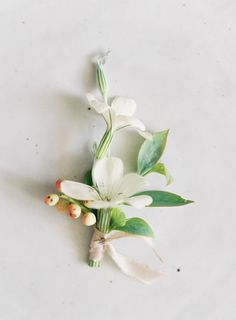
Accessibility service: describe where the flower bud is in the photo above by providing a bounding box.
[96,51,110,99]
[96,63,107,98]
[56,199,69,212]
[55,179,62,192]
[68,204,81,219]
[44,194,59,206]
[82,212,96,226]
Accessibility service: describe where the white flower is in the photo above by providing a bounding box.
[86,94,152,140]
[61,157,152,209]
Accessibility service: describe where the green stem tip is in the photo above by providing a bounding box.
[88,259,101,268]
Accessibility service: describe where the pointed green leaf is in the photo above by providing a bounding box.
[150,162,173,185]
[135,190,194,207]
[110,208,126,230]
[137,130,169,176]
[83,170,93,186]
[114,217,154,237]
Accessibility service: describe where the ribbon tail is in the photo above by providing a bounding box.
[108,232,164,263]
[106,243,164,284]
[142,237,164,263]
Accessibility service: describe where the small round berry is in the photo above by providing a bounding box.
[82,212,96,226]
[44,194,59,206]
[55,179,62,192]
[68,204,81,219]
[56,199,69,212]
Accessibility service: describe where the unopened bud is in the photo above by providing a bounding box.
[56,198,69,212]
[96,51,110,100]
[55,179,62,192]
[82,212,96,226]
[44,194,59,206]
[96,64,107,99]
[68,204,81,219]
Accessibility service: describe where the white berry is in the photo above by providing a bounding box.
[44,194,59,206]
[82,212,96,226]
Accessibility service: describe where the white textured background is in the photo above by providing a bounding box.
[0,1,235,319]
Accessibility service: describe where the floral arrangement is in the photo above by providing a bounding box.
[44,53,193,284]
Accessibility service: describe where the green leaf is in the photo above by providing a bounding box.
[150,162,173,185]
[83,170,93,186]
[137,130,169,176]
[135,190,194,207]
[110,208,126,230]
[114,217,154,237]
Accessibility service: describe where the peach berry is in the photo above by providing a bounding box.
[68,204,81,219]
[56,199,69,212]
[55,179,62,192]
[44,194,59,206]
[82,212,96,226]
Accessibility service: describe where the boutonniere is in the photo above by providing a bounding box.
[44,53,193,284]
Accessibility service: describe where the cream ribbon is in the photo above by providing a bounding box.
[89,229,165,284]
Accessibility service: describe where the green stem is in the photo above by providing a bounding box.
[60,195,89,212]
[95,129,113,159]
[88,260,100,267]
[96,208,112,233]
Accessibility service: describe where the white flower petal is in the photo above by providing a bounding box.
[123,195,153,208]
[61,180,100,200]
[137,129,153,140]
[113,115,146,132]
[92,157,124,199]
[102,108,116,128]
[111,97,136,116]
[86,93,109,114]
[115,173,149,199]
[85,200,117,209]
[103,110,112,126]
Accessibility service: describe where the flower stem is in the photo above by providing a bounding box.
[59,195,89,212]
[95,129,113,159]
[88,260,100,267]
[96,209,112,233]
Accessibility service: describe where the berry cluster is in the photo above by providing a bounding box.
[44,180,96,226]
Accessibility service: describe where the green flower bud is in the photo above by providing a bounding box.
[96,63,108,99]
[96,51,110,101]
